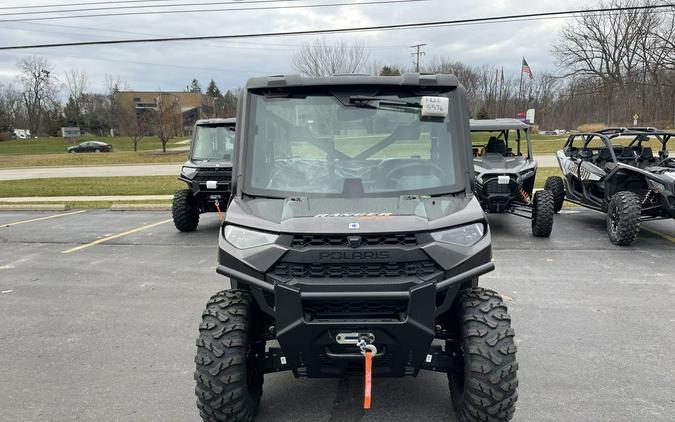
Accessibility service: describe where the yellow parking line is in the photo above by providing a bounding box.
[641,226,675,243]
[1,210,87,228]
[61,218,172,254]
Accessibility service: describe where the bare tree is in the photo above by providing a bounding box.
[152,94,180,152]
[552,0,659,124]
[63,69,88,124]
[292,39,370,77]
[16,56,58,135]
[119,108,148,151]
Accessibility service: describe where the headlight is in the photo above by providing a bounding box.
[431,223,485,247]
[224,226,279,249]
[182,166,198,179]
[517,170,534,182]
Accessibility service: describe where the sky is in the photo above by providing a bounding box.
[0,0,603,94]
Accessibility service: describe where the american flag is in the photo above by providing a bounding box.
[521,58,534,80]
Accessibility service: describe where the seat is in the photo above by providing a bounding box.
[637,147,657,167]
[618,146,637,164]
[578,148,594,161]
[485,137,507,155]
[595,147,613,169]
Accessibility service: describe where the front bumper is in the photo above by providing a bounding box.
[215,260,494,377]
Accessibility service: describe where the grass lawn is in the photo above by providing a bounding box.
[0,135,186,154]
[0,135,189,168]
[0,151,187,168]
[0,168,562,198]
[0,176,183,197]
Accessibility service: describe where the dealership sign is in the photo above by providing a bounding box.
[61,127,81,138]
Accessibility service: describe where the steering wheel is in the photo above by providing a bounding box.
[384,162,447,188]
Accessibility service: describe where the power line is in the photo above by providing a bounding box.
[1,3,673,50]
[0,0,427,22]
[0,0,300,16]
[0,0,252,10]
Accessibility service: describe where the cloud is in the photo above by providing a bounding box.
[0,0,600,92]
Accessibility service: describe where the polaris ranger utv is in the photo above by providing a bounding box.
[546,127,675,245]
[172,118,235,231]
[194,74,518,422]
[471,119,555,237]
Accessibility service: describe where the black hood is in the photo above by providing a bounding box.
[224,194,485,234]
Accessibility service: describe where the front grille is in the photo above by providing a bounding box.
[484,178,515,194]
[272,260,438,279]
[305,299,407,319]
[194,170,231,183]
[291,233,417,248]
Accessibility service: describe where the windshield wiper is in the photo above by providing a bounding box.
[348,95,422,109]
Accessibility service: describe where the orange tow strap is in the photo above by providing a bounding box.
[364,350,373,409]
[214,201,223,221]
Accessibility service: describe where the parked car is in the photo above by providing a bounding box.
[67,141,112,153]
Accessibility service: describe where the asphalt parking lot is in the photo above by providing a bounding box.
[0,209,673,422]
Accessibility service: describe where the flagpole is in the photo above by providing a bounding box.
[499,66,504,117]
[518,57,524,117]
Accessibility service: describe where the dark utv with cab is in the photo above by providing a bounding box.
[471,119,555,237]
[546,127,675,245]
[194,74,518,422]
[172,118,235,231]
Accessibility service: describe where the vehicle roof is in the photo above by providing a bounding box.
[196,117,236,125]
[245,73,460,89]
[470,119,529,131]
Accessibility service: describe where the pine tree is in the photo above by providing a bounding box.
[206,80,222,98]
[189,79,201,93]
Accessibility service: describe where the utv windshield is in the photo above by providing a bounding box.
[191,124,235,161]
[244,90,463,197]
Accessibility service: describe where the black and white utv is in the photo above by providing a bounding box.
[194,74,518,422]
[172,118,235,231]
[546,127,675,245]
[471,118,554,237]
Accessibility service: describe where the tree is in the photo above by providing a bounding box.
[119,108,149,151]
[152,94,180,152]
[552,0,661,124]
[63,69,88,126]
[292,39,369,77]
[379,65,402,76]
[206,80,222,98]
[17,56,58,135]
[189,79,202,93]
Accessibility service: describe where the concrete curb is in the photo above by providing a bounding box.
[0,204,69,211]
[110,203,172,211]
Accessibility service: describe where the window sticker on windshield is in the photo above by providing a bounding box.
[420,96,449,117]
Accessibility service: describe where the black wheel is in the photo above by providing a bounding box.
[544,176,565,213]
[607,191,641,246]
[69,149,76,154]
[195,290,264,422]
[172,189,199,232]
[531,190,554,237]
[448,288,518,422]
[94,148,101,153]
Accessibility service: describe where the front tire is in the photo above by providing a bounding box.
[544,176,565,213]
[448,288,518,422]
[195,290,264,422]
[607,191,641,246]
[531,190,554,237]
[172,189,200,232]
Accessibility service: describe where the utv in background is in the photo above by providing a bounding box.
[471,119,555,237]
[546,127,675,245]
[172,118,235,232]
[194,74,518,422]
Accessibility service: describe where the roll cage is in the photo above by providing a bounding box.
[563,128,673,167]
[470,119,532,159]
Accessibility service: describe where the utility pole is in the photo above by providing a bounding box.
[409,43,426,72]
